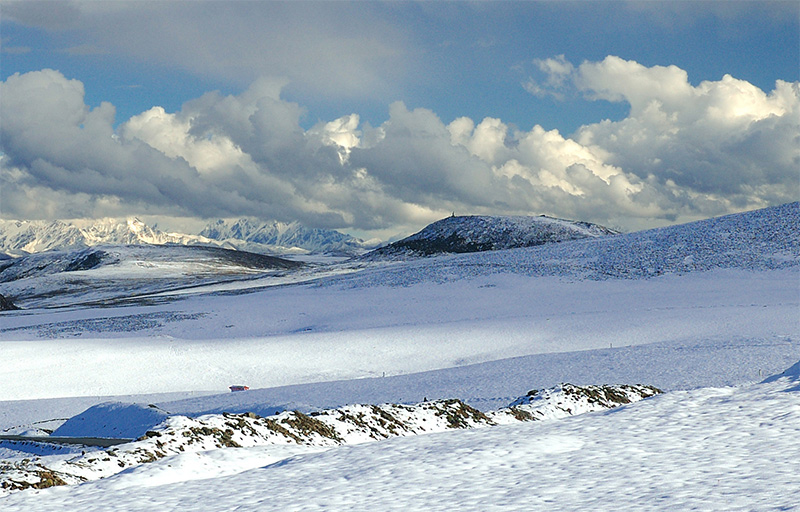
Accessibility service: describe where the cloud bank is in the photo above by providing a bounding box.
[2,56,798,237]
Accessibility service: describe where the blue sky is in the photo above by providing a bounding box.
[1,1,798,239]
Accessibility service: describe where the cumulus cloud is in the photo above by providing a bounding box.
[571,56,800,207]
[2,57,798,238]
[0,69,440,233]
[2,71,238,213]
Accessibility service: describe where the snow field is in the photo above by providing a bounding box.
[1,268,796,404]
[3,376,798,511]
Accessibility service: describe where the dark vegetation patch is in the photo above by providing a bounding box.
[434,399,493,429]
[182,245,303,271]
[0,293,19,311]
[282,411,342,442]
[64,250,107,272]
[0,312,205,338]
[392,234,496,256]
[184,426,241,448]
[507,407,536,422]
[369,405,409,436]
[0,463,73,493]
[560,384,662,406]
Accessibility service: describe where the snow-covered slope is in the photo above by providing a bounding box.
[365,214,616,259]
[51,403,171,439]
[200,218,375,256]
[0,383,660,495]
[1,371,797,511]
[348,202,799,285]
[0,245,302,309]
[0,204,798,510]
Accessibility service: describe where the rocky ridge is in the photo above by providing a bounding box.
[0,383,660,494]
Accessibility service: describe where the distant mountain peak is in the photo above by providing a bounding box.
[0,217,375,257]
[198,218,374,256]
[127,217,146,232]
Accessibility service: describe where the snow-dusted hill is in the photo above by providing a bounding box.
[200,218,375,256]
[347,202,799,286]
[365,214,616,259]
[0,217,374,257]
[0,202,796,309]
[0,245,302,309]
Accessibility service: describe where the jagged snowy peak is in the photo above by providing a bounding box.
[0,220,87,256]
[365,214,617,259]
[200,218,374,256]
[0,218,223,257]
[79,218,217,248]
[0,217,373,257]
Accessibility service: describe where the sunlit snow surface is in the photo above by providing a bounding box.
[2,376,798,511]
[0,203,798,509]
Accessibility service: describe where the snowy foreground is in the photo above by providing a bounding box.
[2,370,799,511]
[0,203,799,509]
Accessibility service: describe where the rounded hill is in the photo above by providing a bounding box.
[365,215,617,259]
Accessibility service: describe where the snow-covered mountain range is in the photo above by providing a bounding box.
[0,218,220,257]
[199,218,376,256]
[365,214,617,259]
[0,213,614,261]
[1,203,796,310]
[0,218,373,257]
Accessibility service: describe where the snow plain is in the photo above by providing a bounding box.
[1,269,796,406]
[0,203,799,509]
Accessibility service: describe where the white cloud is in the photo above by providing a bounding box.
[524,55,575,100]
[120,106,251,175]
[536,55,574,88]
[2,58,798,239]
[307,114,361,164]
[0,70,444,233]
[463,117,511,165]
[575,56,694,112]
[570,56,799,204]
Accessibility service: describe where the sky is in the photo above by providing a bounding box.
[1,1,798,240]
